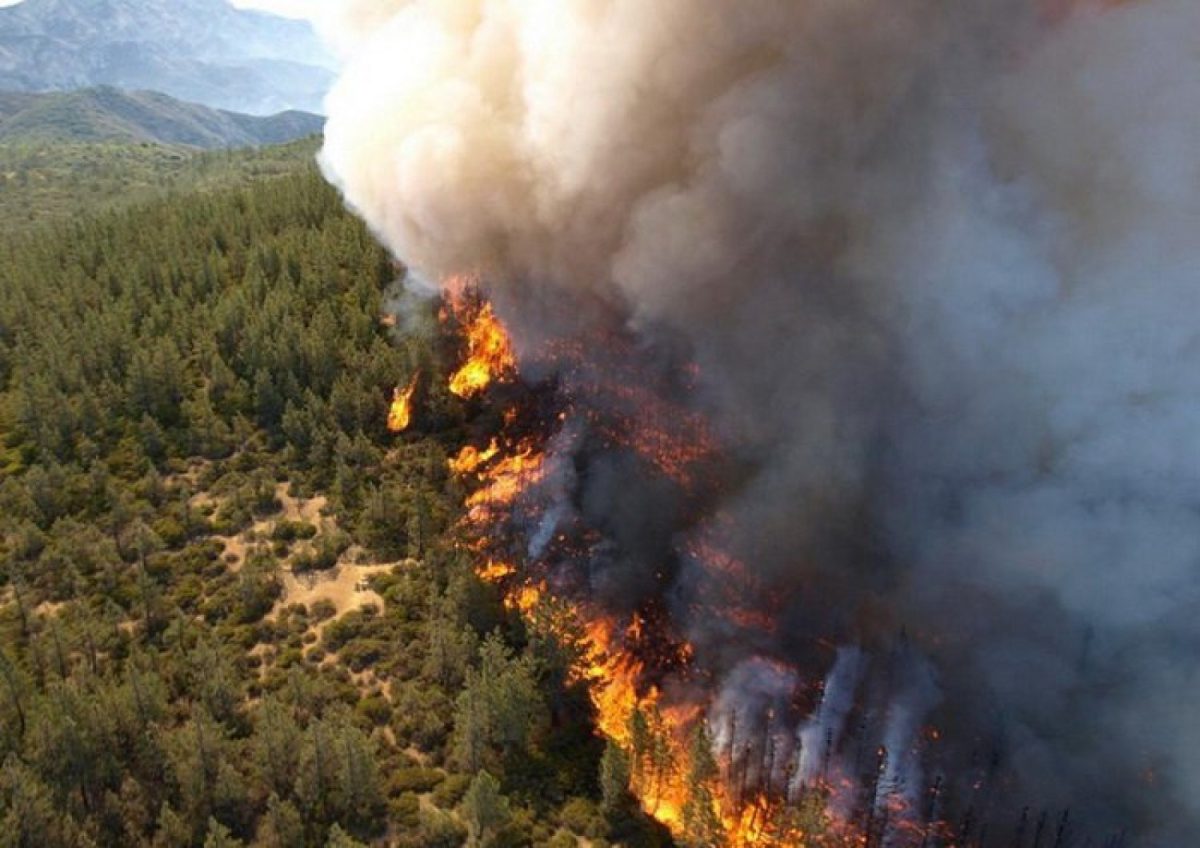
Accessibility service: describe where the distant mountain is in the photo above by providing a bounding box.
[0,86,323,147]
[0,0,334,114]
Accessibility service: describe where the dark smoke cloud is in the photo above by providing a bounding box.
[317,1,1200,841]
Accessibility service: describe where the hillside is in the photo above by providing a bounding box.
[0,87,323,147]
[0,149,668,846]
[0,135,321,233]
[0,0,333,114]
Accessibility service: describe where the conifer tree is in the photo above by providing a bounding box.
[600,739,631,813]
[462,770,510,848]
[682,723,726,848]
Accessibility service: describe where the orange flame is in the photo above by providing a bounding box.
[387,372,419,432]
[477,559,516,582]
[464,442,546,517]
[448,439,501,476]
[506,581,546,614]
[448,298,516,398]
[437,297,930,847]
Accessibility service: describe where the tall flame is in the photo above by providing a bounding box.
[439,294,938,847]
[447,298,517,398]
[387,372,419,432]
[448,438,501,476]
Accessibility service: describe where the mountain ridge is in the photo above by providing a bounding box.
[0,86,324,147]
[0,0,334,114]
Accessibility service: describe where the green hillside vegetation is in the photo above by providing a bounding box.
[0,154,669,846]
[0,136,320,234]
[0,88,324,148]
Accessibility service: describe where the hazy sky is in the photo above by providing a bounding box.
[0,0,317,16]
[228,0,315,17]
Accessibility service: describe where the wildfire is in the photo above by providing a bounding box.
[437,296,944,847]
[476,559,516,582]
[464,442,546,516]
[447,296,517,398]
[448,439,501,476]
[506,581,546,614]
[449,431,841,844]
[386,372,419,432]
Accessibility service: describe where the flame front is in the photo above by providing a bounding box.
[440,293,945,847]
[441,299,782,844]
[448,439,501,476]
[447,297,517,398]
[387,372,419,432]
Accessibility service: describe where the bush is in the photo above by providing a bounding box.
[496,806,537,848]
[387,766,444,796]
[389,792,420,829]
[310,599,337,621]
[558,798,605,839]
[431,773,471,808]
[416,806,466,848]
[152,516,187,548]
[339,638,388,672]
[292,549,333,574]
[392,682,453,753]
[272,520,318,542]
[357,693,393,727]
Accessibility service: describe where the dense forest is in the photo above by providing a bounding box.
[0,145,669,846]
[0,138,320,234]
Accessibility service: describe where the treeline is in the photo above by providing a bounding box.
[0,157,667,846]
[0,138,321,233]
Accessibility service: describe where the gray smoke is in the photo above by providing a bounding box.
[317,0,1200,841]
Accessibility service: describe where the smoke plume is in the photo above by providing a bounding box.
[317,1,1200,842]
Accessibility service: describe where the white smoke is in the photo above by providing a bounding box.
[793,645,866,792]
[317,0,1200,841]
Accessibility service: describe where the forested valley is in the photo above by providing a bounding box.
[0,143,669,847]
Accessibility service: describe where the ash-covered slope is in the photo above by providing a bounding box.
[0,86,322,147]
[0,0,334,114]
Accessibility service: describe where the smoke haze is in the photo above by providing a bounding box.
[318,1,1200,842]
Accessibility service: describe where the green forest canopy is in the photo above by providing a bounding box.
[0,144,678,847]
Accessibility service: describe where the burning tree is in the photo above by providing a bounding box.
[681,724,726,847]
[434,291,971,847]
[318,0,1193,836]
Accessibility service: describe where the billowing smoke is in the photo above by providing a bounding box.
[317,0,1200,842]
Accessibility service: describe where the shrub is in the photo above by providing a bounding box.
[271,520,317,542]
[357,693,393,727]
[431,773,471,808]
[389,792,420,829]
[558,798,605,839]
[387,767,444,796]
[310,598,337,621]
[416,806,466,848]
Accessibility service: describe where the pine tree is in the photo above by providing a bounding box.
[203,817,245,848]
[600,740,631,813]
[452,632,546,771]
[462,770,510,848]
[252,698,302,798]
[325,823,369,848]
[681,723,726,848]
[423,608,477,689]
[256,794,304,848]
[628,705,651,793]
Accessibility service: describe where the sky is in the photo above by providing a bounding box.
[228,0,315,17]
[0,0,317,15]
